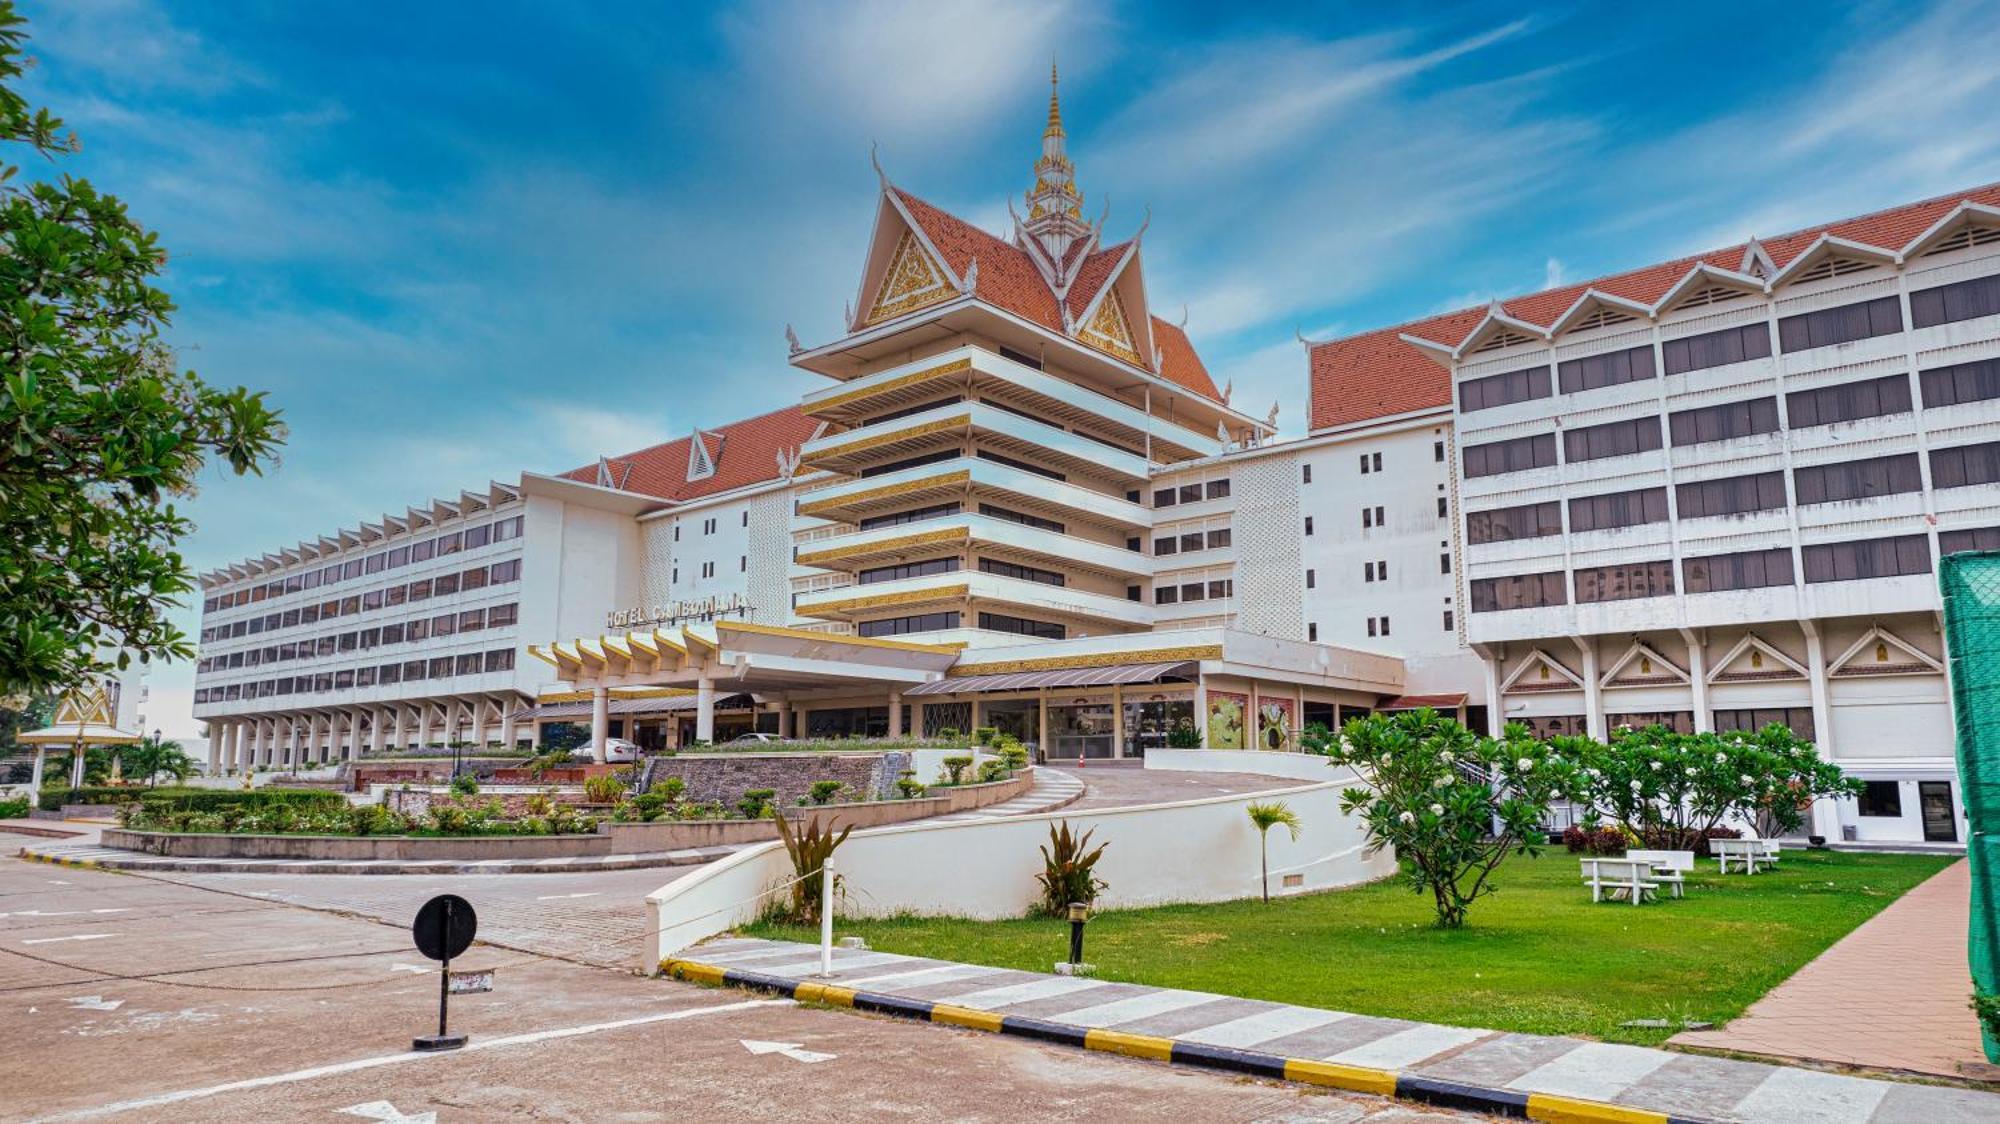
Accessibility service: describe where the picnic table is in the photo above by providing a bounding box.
[1712,837,1779,874]
[1580,857,1662,905]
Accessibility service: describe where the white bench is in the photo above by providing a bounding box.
[1625,849,1695,899]
[1581,857,1661,905]
[1712,837,1769,874]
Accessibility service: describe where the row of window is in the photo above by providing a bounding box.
[1153,527,1232,556]
[203,516,524,612]
[1516,708,1817,741]
[198,604,523,673]
[1471,530,1965,611]
[200,561,523,644]
[1457,273,2000,416]
[194,647,518,703]
[1152,479,1230,507]
[1155,578,1234,605]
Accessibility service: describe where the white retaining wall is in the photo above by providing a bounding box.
[1143,748,1341,783]
[647,758,1393,961]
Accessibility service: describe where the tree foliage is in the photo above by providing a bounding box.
[0,1,283,697]
[119,733,193,786]
[1308,709,1576,929]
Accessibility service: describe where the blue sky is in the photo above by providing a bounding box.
[26,0,2000,737]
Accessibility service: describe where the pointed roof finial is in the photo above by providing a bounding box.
[1047,60,1064,136]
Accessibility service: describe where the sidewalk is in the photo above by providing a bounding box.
[1674,860,1990,1079]
[664,937,2000,1124]
[16,837,741,875]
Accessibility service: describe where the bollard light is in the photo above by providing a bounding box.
[1066,901,1088,967]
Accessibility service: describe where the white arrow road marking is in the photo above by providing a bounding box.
[67,996,123,1012]
[740,1039,836,1064]
[533,892,599,900]
[37,997,790,1121]
[339,1101,437,1124]
[388,963,430,974]
[23,933,113,945]
[0,908,130,919]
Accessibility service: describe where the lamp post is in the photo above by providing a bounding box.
[1057,901,1092,976]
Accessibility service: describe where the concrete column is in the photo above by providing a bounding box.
[590,686,610,762]
[694,678,715,746]
[345,708,362,762]
[282,720,297,767]
[372,708,388,756]
[968,696,981,735]
[772,697,790,742]
[417,705,433,752]
[1572,637,1605,740]
[1801,621,1841,841]
[1248,680,1261,751]
[886,690,903,737]
[70,745,86,788]
[1681,629,1712,733]
[1192,680,1209,748]
[1111,683,1126,758]
[29,746,46,792]
[500,704,517,752]
[1479,649,1505,737]
[205,727,220,776]
[470,700,488,751]
[389,707,404,752]
[226,721,243,773]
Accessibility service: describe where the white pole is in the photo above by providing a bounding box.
[818,856,835,977]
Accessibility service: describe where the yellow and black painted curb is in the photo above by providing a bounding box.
[662,958,1715,1124]
[21,851,103,871]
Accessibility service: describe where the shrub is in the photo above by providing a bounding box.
[977,759,1009,783]
[650,776,686,803]
[583,774,627,804]
[807,780,845,806]
[972,727,998,746]
[1973,993,2000,1045]
[1035,821,1108,917]
[1166,718,1204,749]
[1562,824,1628,855]
[0,794,28,819]
[1645,824,1740,857]
[138,788,346,816]
[38,785,151,812]
[772,807,851,924]
[894,770,926,800]
[450,774,479,797]
[736,788,775,820]
[938,756,972,786]
[996,742,1029,771]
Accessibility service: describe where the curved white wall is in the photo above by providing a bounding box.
[1143,748,1342,783]
[648,766,1393,960]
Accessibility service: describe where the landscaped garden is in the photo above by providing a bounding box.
[750,846,1951,1045]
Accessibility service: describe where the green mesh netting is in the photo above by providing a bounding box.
[1940,551,2000,1062]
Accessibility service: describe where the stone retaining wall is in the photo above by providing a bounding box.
[640,752,908,805]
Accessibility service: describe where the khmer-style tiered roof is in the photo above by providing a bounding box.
[557,405,824,503]
[1308,181,2000,432]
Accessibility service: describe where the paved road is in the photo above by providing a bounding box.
[0,840,1473,1122]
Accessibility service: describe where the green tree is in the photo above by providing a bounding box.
[120,733,192,787]
[1309,709,1577,929]
[1245,800,1301,903]
[0,2,283,697]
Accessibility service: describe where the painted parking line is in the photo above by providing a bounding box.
[22,934,115,946]
[32,997,792,1122]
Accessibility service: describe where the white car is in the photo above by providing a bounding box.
[726,732,783,745]
[570,737,641,764]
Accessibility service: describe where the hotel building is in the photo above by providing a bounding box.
[1310,183,2000,845]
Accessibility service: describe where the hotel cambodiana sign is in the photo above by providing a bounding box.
[606,593,752,630]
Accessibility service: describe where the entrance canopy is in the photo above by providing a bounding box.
[509,692,757,722]
[905,660,1195,696]
[531,619,957,695]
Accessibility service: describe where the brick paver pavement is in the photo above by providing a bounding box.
[1673,859,1987,1078]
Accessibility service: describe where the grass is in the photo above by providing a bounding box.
[746,848,1954,1046]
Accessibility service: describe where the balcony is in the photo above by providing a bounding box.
[794,569,1152,631]
[799,399,1154,482]
[801,345,1220,463]
[796,455,1151,530]
[793,512,1151,579]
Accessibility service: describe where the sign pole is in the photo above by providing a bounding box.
[412,893,476,1052]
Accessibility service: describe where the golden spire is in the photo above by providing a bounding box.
[1046,61,1064,137]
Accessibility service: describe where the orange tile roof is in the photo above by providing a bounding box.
[558,405,823,503]
[889,188,1223,404]
[1310,181,2000,433]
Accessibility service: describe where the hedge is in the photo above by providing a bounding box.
[138,788,347,815]
[38,785,156,812]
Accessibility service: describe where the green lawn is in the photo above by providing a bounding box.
[746,849,1954,1045]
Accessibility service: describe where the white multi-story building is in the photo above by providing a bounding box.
[1308,183,2000,845]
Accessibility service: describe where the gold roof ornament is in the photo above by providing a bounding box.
[18,682,141,746]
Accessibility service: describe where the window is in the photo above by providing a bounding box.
[436,531,463,556]
[978,558,1064,586]
[1464,433,1557,477]
[1930,441,2000,489]
[1363,562,1375,582]
[1206,528,1231,550]
[432,573,459,596]
[1856,780,1903,818]
[1793,453,1922,505]
[1371,452,1382,472]
[1302,464,1312,484]
[1568,487,1669,532]
[1786,373,1913,428]
[1470,571,1567,612]
[858,558,961,585]
[342,559,363,581]
[1180,581,1206,602]
[977,612,1064,639]
[490,558,521,583]
[1179,532,1204,554]
[429,656,454,678]
[1942,526,2000,554]
[488,603,518,627]
[977,449,1064,480]
[1153,536,1177,556]
[701,561,715,579]
[378,663,401,685]
[1803,535,1932,582]
[1155,585,1178,605]
[859,449,956,478]
[1305,569,1316,589]
[461,566,488,591]
[858,611,959,637]
[1714,707,1815,742]
[1374,505,1384,526]
[431,613,456,637]
[1564,416,1662,462]
[485,648,515,673]
[408,579,432,602]
[1434,440,1446,463]
[858,501,961,530]
[456,653,482,676]
[1152,487,1176,507]
[463,523,492,550]
[1661,323,1772,376]
[1676,471,1788,518]
[365,552,386,574]
[1206,479,1230,500]
[1559,345,1656,394]
[1466,500,1562,544]
[1608,711,1695,734]
[1777,295,1902,351]
[382,623,405,643]
[1179,484,1203,504]
[1442,610,1454,631]
[1378,616,1390,636]
[1304,516,1314,535]
[1683,547,1794,593]
[1440,553,1451,574]
[1669,397,1780,446]
[407,618,429,642]
[1574,560,1675,602]
[1366,617,1375,637]
[1458,365,1551,412]
[742,511,749,527]
[1361,508,1372,529]
[1358,454,1369,474]
[459,609,485,632]
[384,585,406,608]
[1307,623,1318,641]
[1437,496,1448,518]
[1920,356,2000,408]
[979,503,1063,533]
[1910,271,2000,328]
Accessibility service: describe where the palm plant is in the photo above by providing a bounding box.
[122,735,194,787]
[1035,821,1108,916]
[1245,801,1302,903]
[772,807,852,924]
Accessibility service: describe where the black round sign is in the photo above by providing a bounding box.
[412,894,477,962]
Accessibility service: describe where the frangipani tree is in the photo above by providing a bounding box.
[1309,709,1577,929]
[1563,724,1860,850]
